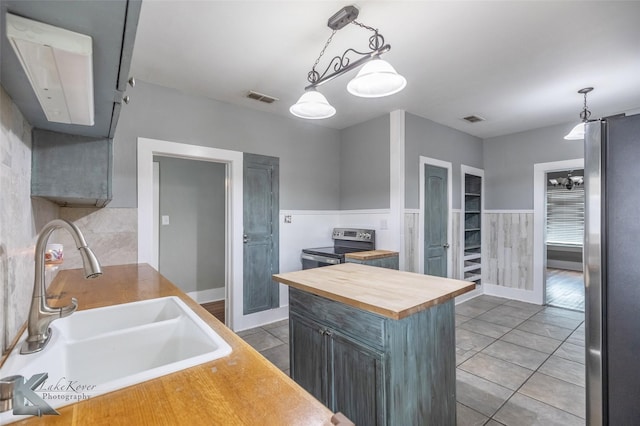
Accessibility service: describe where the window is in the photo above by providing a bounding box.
[546,186,584,246]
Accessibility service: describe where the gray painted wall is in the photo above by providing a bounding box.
[112,81,341,210]
[405,112,484,210]
[483,122,584,210]
[156,156,225,294]
[339,115,390,210]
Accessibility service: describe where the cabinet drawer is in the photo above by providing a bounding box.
[289,288,386,350]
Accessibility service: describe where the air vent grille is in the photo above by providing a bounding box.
[247,91,279,104]
[463,115,485,123]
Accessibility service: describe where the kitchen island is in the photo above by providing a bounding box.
[273,263,475,425]
[0,264,334,425]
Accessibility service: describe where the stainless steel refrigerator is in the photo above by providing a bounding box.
[585,113,640,425]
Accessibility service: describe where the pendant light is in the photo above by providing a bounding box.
[290,5,406,120]
[289,89,336,120]
[564,87,593,140]
[347,56,407,98]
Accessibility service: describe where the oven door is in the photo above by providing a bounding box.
[301,253,341,269]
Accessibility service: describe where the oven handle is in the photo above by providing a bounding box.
[301,253,341,265]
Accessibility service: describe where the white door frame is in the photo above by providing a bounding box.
[419,156,453,277]
[533,158,584,305]
[137,137,243,330]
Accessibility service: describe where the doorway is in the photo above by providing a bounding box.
[532,158,584,307]
[544,169,585,311]
[419,156,452,277]
[154,156,227,322]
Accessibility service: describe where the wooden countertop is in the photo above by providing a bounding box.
[3,264,334,425]
[344,249,398,261]
[273,263,475,320]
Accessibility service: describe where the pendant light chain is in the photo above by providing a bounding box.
[309,30,338,84]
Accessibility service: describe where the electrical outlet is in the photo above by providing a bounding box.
[284,215,292,224]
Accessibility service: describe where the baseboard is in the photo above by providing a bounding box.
[455,286,484,304]
[483,282,541,305]
[186,287,225,304]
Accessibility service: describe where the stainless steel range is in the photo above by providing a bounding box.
[301,228,375,269]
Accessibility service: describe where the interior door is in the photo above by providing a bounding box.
[243,153,279,314]
[424,164,448,277]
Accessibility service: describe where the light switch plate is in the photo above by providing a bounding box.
[162,215,170,225]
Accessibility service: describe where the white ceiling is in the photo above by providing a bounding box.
[131,1,640,139]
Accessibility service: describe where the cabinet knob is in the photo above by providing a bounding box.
[243,234,249,243]
[443,243,450,249]
[128,76,136,87]
[123,95,130,104]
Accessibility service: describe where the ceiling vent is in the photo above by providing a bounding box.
[246,91,279,104]
[462,115,485,123]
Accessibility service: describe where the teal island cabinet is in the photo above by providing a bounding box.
[272,263,474,426]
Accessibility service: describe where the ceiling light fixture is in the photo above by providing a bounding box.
[6,13,94,126]
[290,5,406,120]
[564,87,593,140]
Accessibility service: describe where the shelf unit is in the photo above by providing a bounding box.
[461,166,484,286]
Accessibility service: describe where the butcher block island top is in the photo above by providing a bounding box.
[2,264,334,426]
[272,262,475,320]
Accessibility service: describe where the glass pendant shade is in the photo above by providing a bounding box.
[564,122,585,140]
[346,58,407,98]
[289,89,336,119]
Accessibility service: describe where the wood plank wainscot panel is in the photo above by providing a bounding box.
[273,263,474,425]
[0,264,335,426]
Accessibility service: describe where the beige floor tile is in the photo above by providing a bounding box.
[456,328,496,351]
[553,341,585,365]
[501,329,562,354]
[494,392,584,426]
[459,352,533,390]
[458,318,513,339]
[519,372,585,418]
[457,402,489,426]
[517,319,574,340]
[538,355,585,387]
[483,340,549,370]
[456,369,514,418]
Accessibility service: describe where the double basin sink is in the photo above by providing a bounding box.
[0,296,232,418]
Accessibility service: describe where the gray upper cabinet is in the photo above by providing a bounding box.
[0,0,142,139]
[1,1,142,206]
[31,129,112,207]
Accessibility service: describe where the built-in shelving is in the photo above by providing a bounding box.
[461,166,484,286]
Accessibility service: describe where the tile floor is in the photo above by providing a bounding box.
[238,295,585,426]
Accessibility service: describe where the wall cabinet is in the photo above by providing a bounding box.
[289,287,456,425]
[462,166,484,286]
[31,129,112,207]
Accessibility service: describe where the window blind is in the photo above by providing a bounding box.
[546,186,584,246]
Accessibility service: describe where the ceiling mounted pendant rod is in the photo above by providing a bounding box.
[564,87,594,140]
[290,5,406,120]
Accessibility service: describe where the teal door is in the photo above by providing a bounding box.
[424,164,448,277]
[243,153,279,314]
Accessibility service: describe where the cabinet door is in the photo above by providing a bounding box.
[290,313,327,404]
[329,331,386,426]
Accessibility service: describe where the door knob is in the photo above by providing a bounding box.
[443,243,450,249]
[243,234,249,243]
